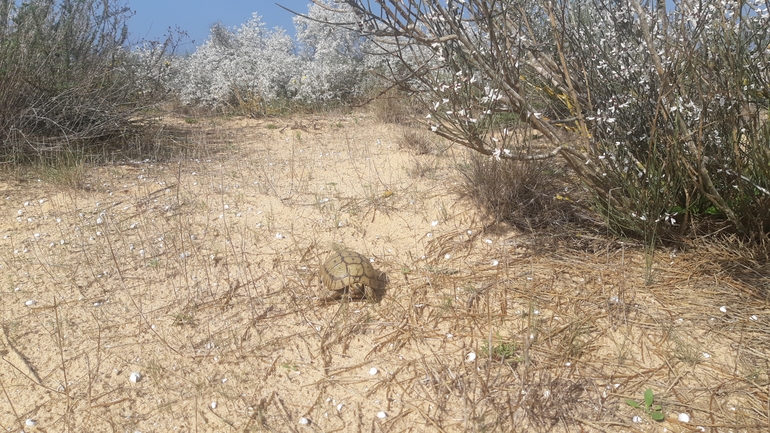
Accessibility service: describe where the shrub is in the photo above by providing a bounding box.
[0,0,173,163]
[292,1,373,104]
[342,0,770,243]
[168,1,375,113]
[168,15,300,113]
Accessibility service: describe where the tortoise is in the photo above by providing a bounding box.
[319,250,386,302]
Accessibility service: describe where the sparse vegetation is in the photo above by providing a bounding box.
[370,89,419,125]
[1,110,768,432]
[1,0,769,431]
[398,129,434,155]
[481,336,522,364]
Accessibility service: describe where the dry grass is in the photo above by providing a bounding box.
[369,90,422,126]
[0,111,768,432]
[457,153,580,230]
[398,130,436,156]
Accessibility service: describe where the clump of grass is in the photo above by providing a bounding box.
[369,90,418,124]
[458,152,575,229]
[397,130,434,155]
[406,155,441,179]
[481,336,522,363]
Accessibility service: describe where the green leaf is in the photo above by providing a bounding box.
[651,411,665,421]
[626,399,641,409]
[644,389,654,409]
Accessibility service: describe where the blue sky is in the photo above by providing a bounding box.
[127,1,313,48]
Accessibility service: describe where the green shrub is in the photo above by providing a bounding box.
[0,0,173,163]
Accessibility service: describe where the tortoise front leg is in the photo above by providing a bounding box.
[321,289,344,302]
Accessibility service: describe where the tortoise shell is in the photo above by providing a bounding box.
[320,250,385,301]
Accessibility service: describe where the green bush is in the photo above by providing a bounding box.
[0,0,171,163]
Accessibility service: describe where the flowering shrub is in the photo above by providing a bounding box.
[167,1,374,111]
[167,14,300,109]
[560,0,770,239]
[292,1,374,103]
[343,0,770,241]
[121,36,182,98]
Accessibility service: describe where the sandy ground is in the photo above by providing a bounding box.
[1,112,768,432]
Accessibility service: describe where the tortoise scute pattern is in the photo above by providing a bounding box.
[321,250,384,299]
